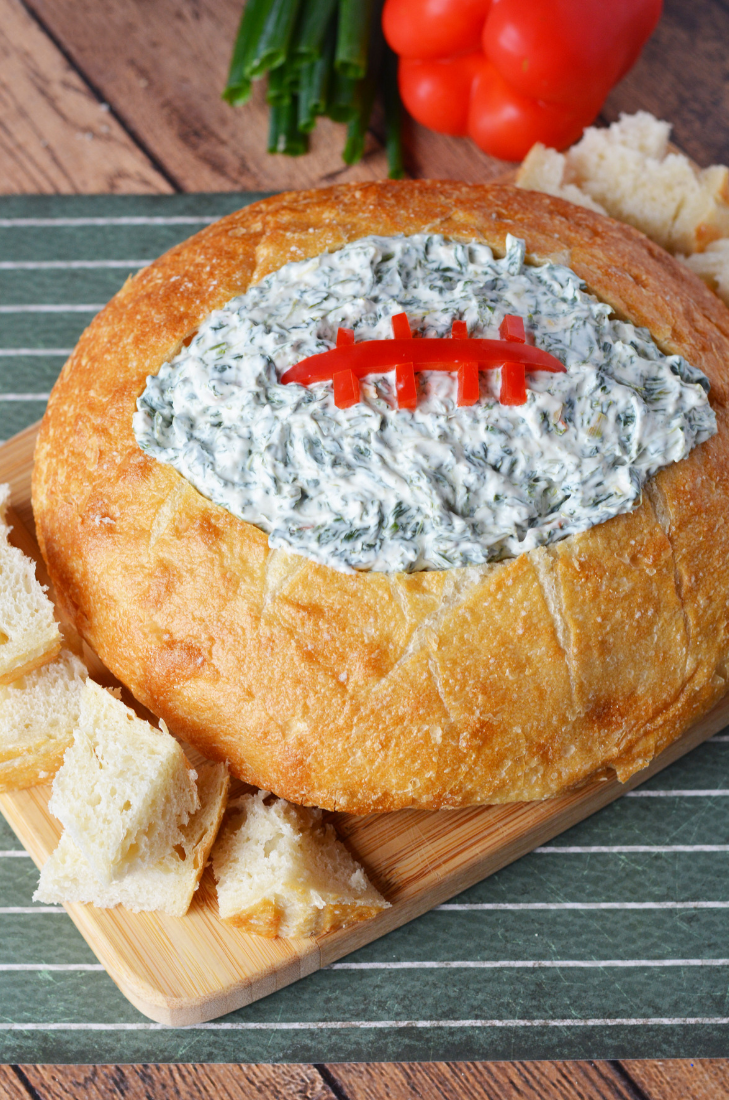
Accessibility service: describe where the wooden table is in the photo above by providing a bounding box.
[2,0,729,1094]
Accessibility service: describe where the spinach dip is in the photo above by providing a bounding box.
[134,234,716,573]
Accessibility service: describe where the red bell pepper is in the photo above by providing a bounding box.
[281,336,564,386]
[383,0,662,161]
[282,315,565,410]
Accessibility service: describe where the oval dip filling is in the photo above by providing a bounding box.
[134,234,717,573]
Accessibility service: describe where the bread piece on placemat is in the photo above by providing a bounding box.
[0,648,86,792]
[35,762,229,917]
[48,680,199,884]
[212,791,389,937]
[0,485,60,686]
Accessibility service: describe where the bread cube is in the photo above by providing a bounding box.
[0,648,86,792]
[48,680,199,884]
[0,485,60,686]
[36,762,229,917]
[212,791,389,937]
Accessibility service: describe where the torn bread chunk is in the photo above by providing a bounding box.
[212,791,389,937]
[48,680,199,885]
[515,143,607,214]
[516,112,729,255]
[35,762,229,917]
[0,485,60,686]
[0,648,86,792]
[683,239,729,306]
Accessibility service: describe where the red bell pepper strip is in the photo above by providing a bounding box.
[396,363,417,408]
[391,312,413,340]
[337,327,355,347]
[333,369,360,408]
[451,319,468,339]
[500,362,527,406]
[457,362,480,406]
[280,339,564,386]
[499,314,525,342]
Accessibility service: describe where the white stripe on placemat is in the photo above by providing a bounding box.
[436,901,729,910]
[0,216,220,227]
[0,908,65,914]
[0,349,70,356]
[0,851,31,858]
[1,1018,728,1031]
[0,260,150,270]
[0,394,50,401]
[535,845,729,853]
[626,790,729,797]
[328,959,729,970]
[0,305,102,313]
[0,964,104,971]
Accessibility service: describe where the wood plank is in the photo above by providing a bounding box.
[325,1060,641,1100]
[0,1066,31,1100]
[603,0,729,167]
[20,0,511,191]
[2,420,728,1027]
[621,1058,729,1100]
[19,1063,336,1100]
[0,0,171,195]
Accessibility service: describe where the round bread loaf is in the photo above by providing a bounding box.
[32,181,729,813]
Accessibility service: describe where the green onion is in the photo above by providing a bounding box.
[248,0,303,79]
[342,72,376,165]
[225,0,404,170]
[268,99,309,154]
[222,0,273,104]
[335,0,373,80]
[326,69,358,122]
[383,45,405,179]
[293,0,338,65]
[297,21,335,131]
[267,64,293,106]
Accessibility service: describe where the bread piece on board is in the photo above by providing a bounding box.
[35,762,229,917]
[0,648,86,792]
[212,791,389,937]
[48,680,199,884]
[0,485,60,686]
[517,112,729,254]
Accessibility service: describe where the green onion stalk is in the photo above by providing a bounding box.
[224,0,405,177]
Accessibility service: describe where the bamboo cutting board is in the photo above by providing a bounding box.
[1,421,728,1027]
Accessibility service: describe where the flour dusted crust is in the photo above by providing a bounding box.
[32,182,729,813]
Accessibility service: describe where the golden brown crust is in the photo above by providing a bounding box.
[222,898,387,938]
[31,181,729,813]
[0,736,68,793]
[0,644,61,688]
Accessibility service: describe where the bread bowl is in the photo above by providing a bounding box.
[31,180,729,813]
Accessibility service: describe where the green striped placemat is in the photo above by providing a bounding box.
[1,193,728,1063]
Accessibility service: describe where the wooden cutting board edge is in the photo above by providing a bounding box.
[1,420,727,1026]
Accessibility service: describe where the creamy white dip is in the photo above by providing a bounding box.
[134,234,716,573]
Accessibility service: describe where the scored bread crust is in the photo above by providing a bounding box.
[31,181,729,813]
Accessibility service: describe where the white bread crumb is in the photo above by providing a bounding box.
[0,485,60,685]
[683,239,729,305]
[0,649,86,792]
[35,762,229,917]
[212,791,389,937]
[516,144,606,214]
[48,680,199,884]
[516,111,729,255]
